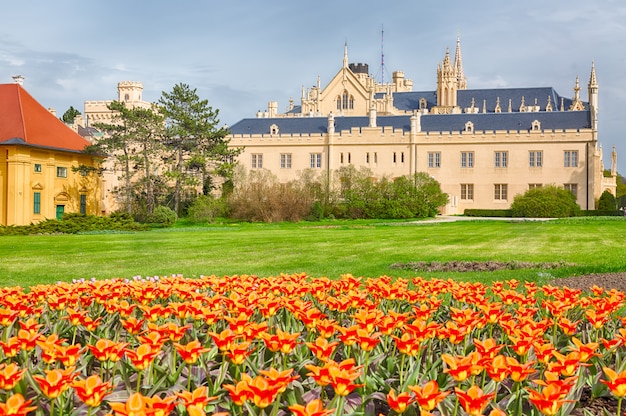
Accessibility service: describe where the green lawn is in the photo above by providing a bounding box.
[1,217,625,287]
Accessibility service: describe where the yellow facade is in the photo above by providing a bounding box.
[0,146,102,225]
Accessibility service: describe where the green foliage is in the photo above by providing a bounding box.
[464,209,513,217]
[186,195,228,223]
[511,185,580,218]
[617,173,626,198]
[61,106,81,123]
[597,190,617,211]
[335,166,448,219]
[578,210,622,217]
[147,206,178,227]
[158,83,241,215]
[0,212,147,236]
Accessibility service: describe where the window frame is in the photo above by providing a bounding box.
[33,192,41,214]
[461,151,474,168]
[56,166,68,178]
[529,151,543,167]
[494,151,508,168]
[494,183,508,200]
[279,153,292,169]
[428,152,441,168]
[460,184,474,200]
[34,163,42,173]
[564,150,578,167]
[251,153,263,169]
[310,153,322,169]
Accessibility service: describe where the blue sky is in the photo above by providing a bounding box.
[2,1,625,173]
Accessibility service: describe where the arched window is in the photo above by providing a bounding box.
[465,121,474,133]
[419,98,427,110]
[336,96,342,110]
[270,124,279,135]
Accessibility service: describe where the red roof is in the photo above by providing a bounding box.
[0,83,91,152]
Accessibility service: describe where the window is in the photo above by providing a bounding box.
[494,152,508,168]
[347,153,351,164]
[461,152,474,168]
[310,153,322,169]
[80,194,87,215]
[494,184,508,200]
[56,167,68,178]
[564,183,578,198]
[373,152,378,164]
[393,152,397,164]
[401,152,405,164]
[461,184,474,200]
[366,152,370,164]
[251,154,263,169]
[428,152,441,168]
[529,183,542,189]
[529,151,543,167]
[280,153,292,169]
[34,163,42,173]
[564,150,578,167]
[33,192,41,214]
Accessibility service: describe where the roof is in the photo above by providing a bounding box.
[0,83,92,153]
[229,109,591,136]
[391,87,580,113]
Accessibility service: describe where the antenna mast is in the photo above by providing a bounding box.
[380,25,385,84]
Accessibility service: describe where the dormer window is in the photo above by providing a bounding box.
[531,120,541,131]
[464,121,474,133]
[419,97,427,110]
[270,124,279,135]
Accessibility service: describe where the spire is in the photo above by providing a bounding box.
[589,60,598,88]
[569,76,585,111]
[343,40,349,68]
[454,33,467,90]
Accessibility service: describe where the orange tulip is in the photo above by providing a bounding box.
[548,351,582,377]
[0,393,37,416]
[484,355,510,383]
[442,353,476,382]
[288,398,335,416]
[354,328,381,352]
[505,356,535,382]
[392,332,422,357]
[226,341,254,365]
[87,338,128,362]
[386,389,415,413]
[568,337,599,363]
[125,343,161,371]
[306,336,340,361]
[208,328,238,352]
[121,317,145,335]
[0,336,21,358]
[108,391,151,416]
[223,373,253,406]
[72,375,112,407]
[147,394,177,416]
[55,343,83,367]
[527,383,572,416]
[176,386,217,411]
[0,363,26,390]
[454,385,495,416]
[473,338,504,362]
[246,375,281,408]
[260,329,301,354]
[315,319,338,338]
[602,367,626,397]
[32,367,76,399]
[259,367,299,394]
[408,380,450,412]
[174,340,210,365]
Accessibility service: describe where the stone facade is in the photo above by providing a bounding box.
[227,37,617,214]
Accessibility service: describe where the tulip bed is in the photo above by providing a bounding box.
[0,273,625,416]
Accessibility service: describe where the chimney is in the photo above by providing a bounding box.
[12,75,24,85]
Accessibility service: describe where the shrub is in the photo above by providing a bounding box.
[0,213,148,236]
[597,190,617,211]
[148,206,178,227]
[511,185,580,218]
[186,195,228,223]
[464,209,513,217]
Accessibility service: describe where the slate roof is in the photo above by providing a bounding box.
[0,83,92,153]
[229,108,590,136]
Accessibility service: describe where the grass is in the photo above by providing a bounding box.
[1,217,625,287]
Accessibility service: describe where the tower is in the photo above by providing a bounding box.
[436,48,458,108]
[117,81,143,103]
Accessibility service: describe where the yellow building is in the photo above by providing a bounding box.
[0,81,103,226]
[227,38,617,213]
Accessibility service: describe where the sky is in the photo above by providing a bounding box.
[2,0,625,173]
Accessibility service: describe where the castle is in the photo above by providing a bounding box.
[227,37,617,213]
